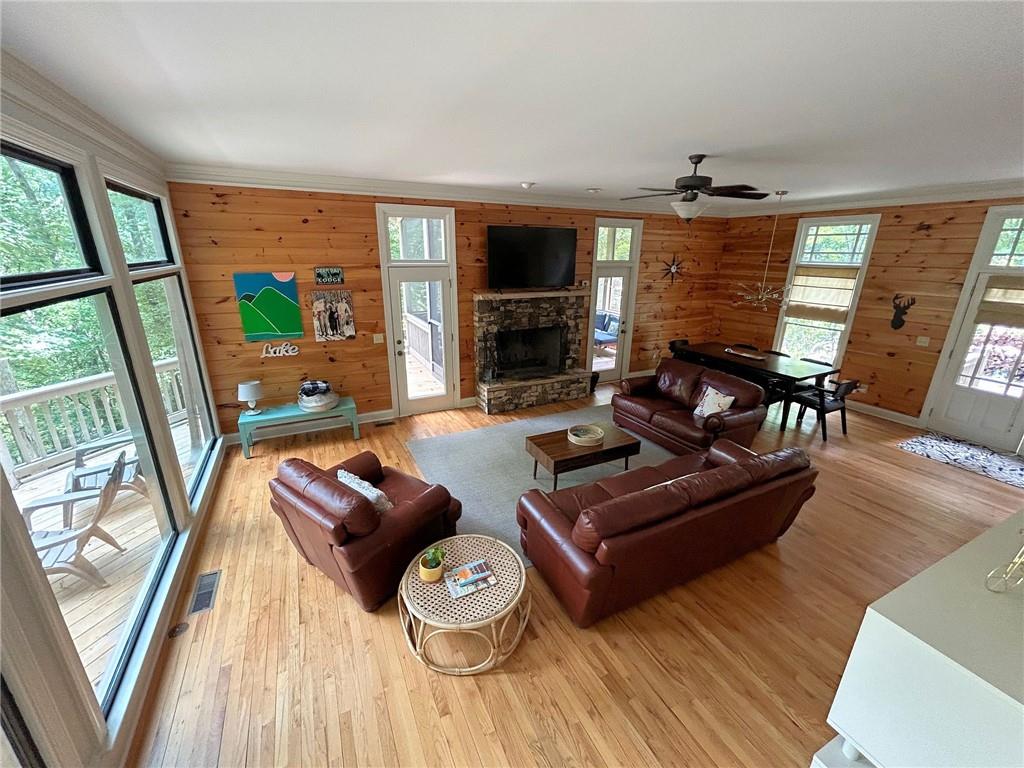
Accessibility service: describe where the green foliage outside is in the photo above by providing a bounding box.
[596,226,632,261]
[0,157,180,463]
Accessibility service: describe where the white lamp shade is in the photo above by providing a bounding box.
[238,380,263,403]
[671,199,711,222]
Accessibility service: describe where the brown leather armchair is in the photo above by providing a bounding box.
[269,451,461,611]
[613,358,767,453]
[517,440,816,627]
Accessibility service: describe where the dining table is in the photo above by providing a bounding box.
[672,342,841,432]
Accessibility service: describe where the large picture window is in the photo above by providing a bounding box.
[775,216,879,364]
[1,143,99,284]
[0,292,176,709]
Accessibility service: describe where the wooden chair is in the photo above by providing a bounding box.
[29,452,127,588]
[792,380,860,441]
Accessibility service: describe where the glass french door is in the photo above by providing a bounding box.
[389,269,455,414]
[928,210,1024,451]
[590,219,641,382]
[377,204,459,417]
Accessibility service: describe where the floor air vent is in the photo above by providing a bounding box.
[189,570,221,614]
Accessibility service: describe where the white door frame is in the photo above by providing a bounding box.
[922,204,1024,441]
[375,203,460,417]
[772,213,880,365]
[587,218,643,381]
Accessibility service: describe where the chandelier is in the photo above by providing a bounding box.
[734,190,788,311]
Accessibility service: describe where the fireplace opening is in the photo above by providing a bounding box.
[495,325,566,380]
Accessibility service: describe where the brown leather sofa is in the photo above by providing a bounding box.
[269,451,461,611]
[516,440,816,627]
[613,358,767,453]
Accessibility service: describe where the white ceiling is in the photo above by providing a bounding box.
[2,1,1023,214]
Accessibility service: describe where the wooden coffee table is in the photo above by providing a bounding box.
[525,422,640,490]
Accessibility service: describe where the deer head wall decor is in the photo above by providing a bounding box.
[891,294,916,329]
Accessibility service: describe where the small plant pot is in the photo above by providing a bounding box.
[419,557,443,583]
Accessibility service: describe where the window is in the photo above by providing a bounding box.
[0,292,176,710]
[957,275,1024,397]
[990,217,1024,267]
[775,216,878,364]
[386,216,446,261]
[1,143,98,283]
[596,224,633,261]
[106,182,172,265]
[132,277,215,495]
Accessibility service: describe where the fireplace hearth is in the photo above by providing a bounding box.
[473,288,591,413]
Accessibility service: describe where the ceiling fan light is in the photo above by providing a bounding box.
[671,198,711,222]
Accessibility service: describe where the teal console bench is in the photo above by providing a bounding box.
[238,397,359,459]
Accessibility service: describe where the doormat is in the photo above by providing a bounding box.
[898,432,1024,489]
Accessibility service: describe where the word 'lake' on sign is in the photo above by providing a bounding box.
[260,341,300,358]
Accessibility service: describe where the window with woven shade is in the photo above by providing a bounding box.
[774,216,879,365]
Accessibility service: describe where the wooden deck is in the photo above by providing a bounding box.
[129,386,1022,767]
[10,422,200,693]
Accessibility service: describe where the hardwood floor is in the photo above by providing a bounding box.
[129,388,1021,767]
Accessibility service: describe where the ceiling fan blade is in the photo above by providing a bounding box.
[703,184,758,194]
[706,190,770,200]
[637,187,684,193]
[620,192,681,200]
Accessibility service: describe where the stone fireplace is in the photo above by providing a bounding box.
[474,289,591,413]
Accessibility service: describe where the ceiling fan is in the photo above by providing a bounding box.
[622,154,769,220]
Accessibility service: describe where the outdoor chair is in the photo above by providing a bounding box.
[30,452,127,588]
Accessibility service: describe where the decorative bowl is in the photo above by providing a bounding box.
[567,424,605,446]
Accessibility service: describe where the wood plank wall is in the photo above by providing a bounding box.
[169,183,723,433]
[714,197,1024,417]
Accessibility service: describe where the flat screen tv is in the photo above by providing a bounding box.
[487,225,576,289]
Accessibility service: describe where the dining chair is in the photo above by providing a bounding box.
[792,380,860,441]
[29,452,127,588]
[732,343,759,351]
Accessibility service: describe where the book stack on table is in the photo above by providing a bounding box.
[445,559,497,599]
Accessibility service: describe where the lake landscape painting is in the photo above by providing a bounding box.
[232,272,304,341]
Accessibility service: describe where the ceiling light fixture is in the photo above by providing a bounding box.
[670,191,711,222]
[520,181,535,190]
[733,190,789,311]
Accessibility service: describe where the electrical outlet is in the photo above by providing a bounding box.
[858,384,869,394]
[373,333,385,344]
[581,279,590,288]
[915,336,930,347]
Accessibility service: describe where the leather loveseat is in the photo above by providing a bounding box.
[269,451,461,611]
[516,440,816,627]
[613,358,767,453]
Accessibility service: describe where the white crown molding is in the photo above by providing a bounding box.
[165,161,1024,218]
[164,162,693,217]
[1,52,166,183]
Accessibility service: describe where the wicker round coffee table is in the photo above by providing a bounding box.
[397,534,530,675]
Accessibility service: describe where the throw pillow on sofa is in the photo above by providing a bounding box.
[336,468,394,513]
[694,385,735,418]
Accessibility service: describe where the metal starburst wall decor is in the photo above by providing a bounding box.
[734,190,788,311]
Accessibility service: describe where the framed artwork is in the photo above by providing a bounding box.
[315,266,345,285]
[232,272,303,342]
[311,289,356,341]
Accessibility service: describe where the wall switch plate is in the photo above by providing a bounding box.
[916,336,930,347]
[373,333,385,344]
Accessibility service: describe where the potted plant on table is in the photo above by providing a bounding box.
[419,546,445,583]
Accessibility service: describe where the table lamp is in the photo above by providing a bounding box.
[238,380,263,415]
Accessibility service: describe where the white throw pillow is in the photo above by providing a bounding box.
[336,468,394,513]
[694,386,735,418]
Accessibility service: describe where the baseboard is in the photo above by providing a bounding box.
[223,408,396,445]
[457,396,478,408]
[846,400,923,428]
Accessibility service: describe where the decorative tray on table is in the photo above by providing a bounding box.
[567,424,605,446]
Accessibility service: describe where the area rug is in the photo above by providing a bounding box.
[407,405,675,560]
[898,432,1024,489]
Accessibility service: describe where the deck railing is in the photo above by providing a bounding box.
[404,312,432,368]
[0,358,187,485]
